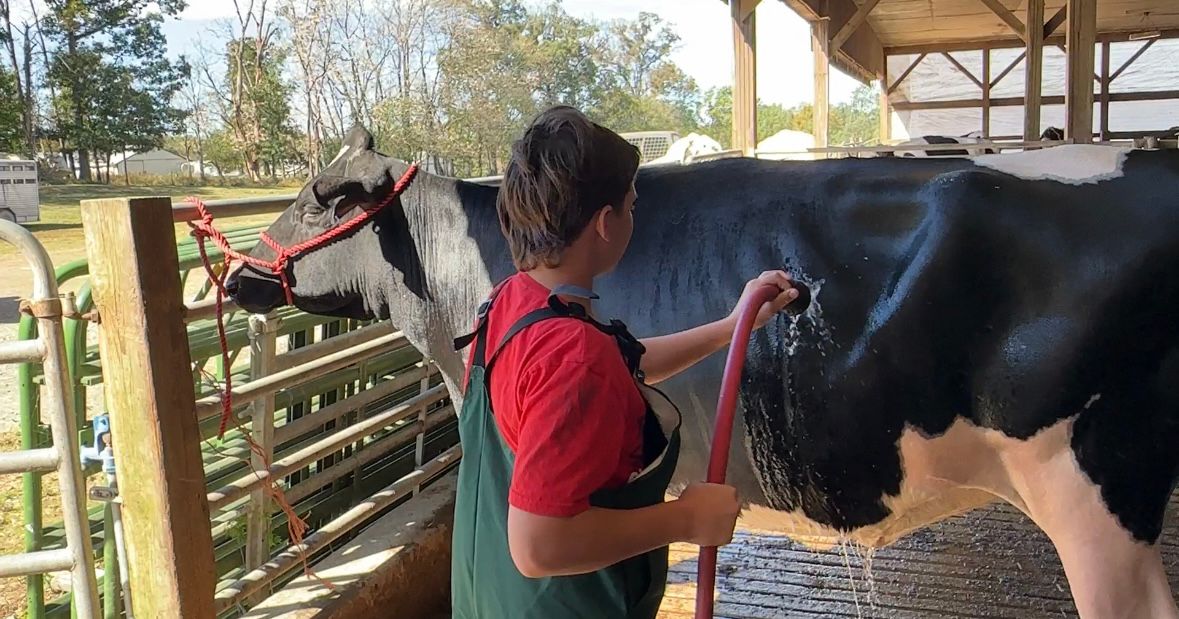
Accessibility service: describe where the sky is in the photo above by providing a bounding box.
[161,0,864,108]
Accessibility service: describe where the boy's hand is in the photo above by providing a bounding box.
[676,482,740,547]
[732,270,800,330]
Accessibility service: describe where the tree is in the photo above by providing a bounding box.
[202,128,238,178]
[0,66,22,152]
[43,0,189,180]
[831,84,879,146]
[176,72,211,181]
[199,0,297,181]
[0,0,35,155]
[590,12,699,135]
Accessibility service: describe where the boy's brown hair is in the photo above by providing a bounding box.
[497,106,641,270]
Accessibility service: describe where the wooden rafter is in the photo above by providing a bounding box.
[1109,38,1156,83]
[887,52,926,94]
[941,52,982,89]
[1044,6,1067,38]
[990,50,1026,88]
[831,0,881,53]
[977,0,1027,43]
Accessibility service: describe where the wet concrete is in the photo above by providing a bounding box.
[661,491,1179,618]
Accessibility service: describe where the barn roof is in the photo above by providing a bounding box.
[729,0,1179,83]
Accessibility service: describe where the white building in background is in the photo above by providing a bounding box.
[108,148,188,175]
[886,38,1179,140]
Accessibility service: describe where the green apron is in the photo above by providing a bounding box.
[451,287,683,619]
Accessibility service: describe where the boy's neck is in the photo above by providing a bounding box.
[526,265,597,297]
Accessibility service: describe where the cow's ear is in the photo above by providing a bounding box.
[343,125,375,151]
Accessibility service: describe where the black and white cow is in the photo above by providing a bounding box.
[229,126,1179,618]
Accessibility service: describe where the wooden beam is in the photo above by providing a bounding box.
[884,29,1179,57]
[813,17,830,150]
[1109,38,1156,83]
[80,197,216,619]
[982,48,992,138]
[977,0,1026,43]
[1024,0,1044,140]
[890,89,1179,112]
[879,63,891,143]
[1100,40,1110,140]
[1044,5,1067,39]
[831,0,881,53]
[887,53,926,95]
[1066,0,1097,141]
[731,0,758,153]
[779,0,885,80]
[941,52,982,89]
[737,0,760,22]
[991,50,1026,88]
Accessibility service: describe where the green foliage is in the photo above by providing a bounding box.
[43,0,190,181]
[201,129,239,178]
[0,67,21,153]
[699,84,878,148]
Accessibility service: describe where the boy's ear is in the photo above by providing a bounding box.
[593,205,614,241]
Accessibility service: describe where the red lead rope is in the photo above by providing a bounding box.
[186,163,419,438]
[180,163,420,591]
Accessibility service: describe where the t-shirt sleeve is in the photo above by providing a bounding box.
[508,356,632,518]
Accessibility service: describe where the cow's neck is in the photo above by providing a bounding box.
[372,173,509,392]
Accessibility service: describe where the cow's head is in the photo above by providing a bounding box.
[228,125,418,319]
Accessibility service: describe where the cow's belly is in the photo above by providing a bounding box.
[734,417,1048,550]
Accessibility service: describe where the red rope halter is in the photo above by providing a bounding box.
[189,163,420,307]
[181,163,420,590]
[186,162,419,437]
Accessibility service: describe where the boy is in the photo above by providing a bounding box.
[451,106,799,618]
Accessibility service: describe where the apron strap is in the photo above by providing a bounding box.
[457,280,648,377]
[482,306,567,372]
[452,278,514,359]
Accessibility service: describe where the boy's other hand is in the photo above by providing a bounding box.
[675,482,740,547]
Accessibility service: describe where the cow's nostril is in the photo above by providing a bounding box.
[225,272,240,297]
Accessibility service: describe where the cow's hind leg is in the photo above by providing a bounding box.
[1002,419,1178,619]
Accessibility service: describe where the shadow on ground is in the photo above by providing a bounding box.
[0,297,18,325]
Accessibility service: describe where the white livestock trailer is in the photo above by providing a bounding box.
[0,158,39,224]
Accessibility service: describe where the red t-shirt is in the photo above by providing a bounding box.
[463,272,647,517]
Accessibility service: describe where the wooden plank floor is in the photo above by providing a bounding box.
[661,493,1179,618]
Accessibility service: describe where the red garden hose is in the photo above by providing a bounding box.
[694,283,791,619]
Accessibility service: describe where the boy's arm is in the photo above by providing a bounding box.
[638,271,799,384]
[508,483,738,578]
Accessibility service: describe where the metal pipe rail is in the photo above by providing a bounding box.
[274,362,434,444]
[274,320,397,372]
[193,330,409,419]
[183,296,240,323]
[213,445,461,613]
[171,194,297,223]
[283,405,455,506]
[206,383,448,511]
[0,220,100,619]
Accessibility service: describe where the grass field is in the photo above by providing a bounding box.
[0,183,296,266]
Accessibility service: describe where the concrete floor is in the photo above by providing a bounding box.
[660,493,1179,618]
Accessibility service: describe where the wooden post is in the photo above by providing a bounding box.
[1023,0,1044,141]
[246,313,279,604]
[80,197,216,619]
[1100,40,1111,140]
[878,62,891,144]
[813,18,830,151]
[731,0,759,154]
[982,48,992,137]
[1066,0,1096,141]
